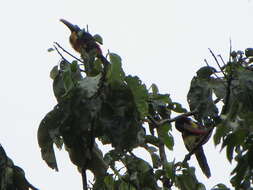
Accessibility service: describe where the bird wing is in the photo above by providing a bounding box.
[182,121,208,135]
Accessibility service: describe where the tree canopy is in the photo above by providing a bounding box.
[1,20,253,190]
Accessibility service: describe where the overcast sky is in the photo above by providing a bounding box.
[0,0,253,189]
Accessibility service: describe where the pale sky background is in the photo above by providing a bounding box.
[0,0,253,189]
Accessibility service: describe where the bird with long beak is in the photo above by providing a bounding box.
[175,116,212,178]
[60,19,102,55]
[60,19,110,75]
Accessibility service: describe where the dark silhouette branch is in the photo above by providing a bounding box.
[209,48,226,77]
[157,110,198,126]
[81,168,88,190]
[54,42,85,64]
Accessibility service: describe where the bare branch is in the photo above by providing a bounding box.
[81,168,88,190]
[208,48,226,77]
[54,42,85,64]
[157,110,198,126]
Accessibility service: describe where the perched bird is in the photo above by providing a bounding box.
[175,116,211,178]
[60,19,110,75]
[60,19,102,55]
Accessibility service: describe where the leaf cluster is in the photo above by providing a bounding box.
[39,24,253,190]
[0,145,38,190]
[187,48,253,190]
[39,28,207,189]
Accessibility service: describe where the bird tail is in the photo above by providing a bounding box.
[195,146,211,178]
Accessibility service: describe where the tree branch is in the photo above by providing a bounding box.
[81,168,88,190]
[209,48,226,77]
[54,42,85,64]
[157,110,198,126]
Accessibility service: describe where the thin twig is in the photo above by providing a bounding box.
[54,45,86,73]
[204,59,209,67]
[208,48,226,77]
[147,116,160,127]
[53,45,68,62]
[157,110,198,126]
[81,168,88,190]
[218,54,226,66]
[54,42,85,63]
[204,59,220,79]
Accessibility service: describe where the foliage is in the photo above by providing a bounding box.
[11,20,251,190]
[0,144,38,190]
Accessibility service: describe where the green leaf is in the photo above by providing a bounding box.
[165,160,175,180]
[150,153,161,168]
[77,74,102,98]
[187,75,218,123]
[93,34,103,44]
[62,63,74,94]
[158,123,174,150]
[104,175,114,189]
[37,106,67,171]
[237,69,253,111]
[209,78,226,100]
[125,75,149,118]
[119,181,136,190]
[213,119,230,146]
[50,65,59,80]
[245,48,253,58]
[87,145,108,177]
[196,66,217,79]
[47,47,55,52]
[230,154,248,188]
[226,144,234,163]
[211,183,230,190]
[175,167,206,190]
[70,61,83,83]
[222,129,247,150]
[106,53,125,87]
[169,102,187,113]
[150,83,159,95]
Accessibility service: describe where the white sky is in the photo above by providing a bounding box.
[0,0,253,189]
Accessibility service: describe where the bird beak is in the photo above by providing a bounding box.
[60,19,77,32]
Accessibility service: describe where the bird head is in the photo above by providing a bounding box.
[60,19,81,33]
[60,19,85,53]
[175,116,192,132]
[175,116,209,136]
